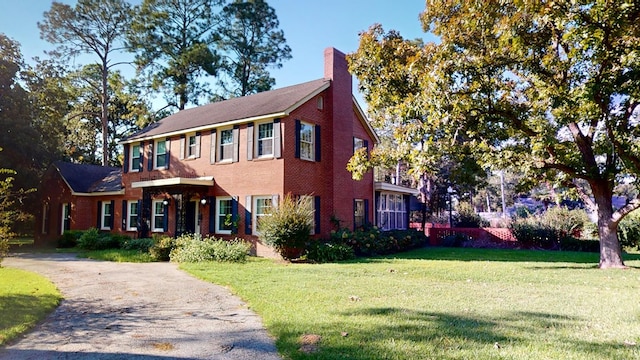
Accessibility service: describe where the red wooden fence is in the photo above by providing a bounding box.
[410,223,516,245]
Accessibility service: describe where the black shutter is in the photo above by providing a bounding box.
[295,119,301,158]
[97,201,102,228]
[364,199,370,226]
[122,200,127,230]
[231,197,239,234]
[162,202,169,232]
[165,137,171,169]
[137,200,142,228]
[209,196,216,233]
[353,199,357,230]
[315,124,321,162]
[109,200,115,229]
[245,195,252,235]
[139,141,144,171]
[123,145,129,173]
[147,142,154,171]
[314,196,321,234]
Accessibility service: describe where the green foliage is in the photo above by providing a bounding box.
[331,227,427,256]
[510,207,590,250]
[258,195,313,259]
[76,228,120,250]
[618,210,640,250]
[304,241,355,263]
[148,235,175,262]
[58,230,85,248]
[0,239,8,267]
[120,237,154,252]
[216,0,291,97]
[169,233,249,263]
[453,202,488,228]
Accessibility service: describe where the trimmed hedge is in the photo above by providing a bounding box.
[331,227,427,256]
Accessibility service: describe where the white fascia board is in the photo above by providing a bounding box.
[352,97,380,144]
[375,182,420,196]
[71,190,126,196]
[131,176,214,189]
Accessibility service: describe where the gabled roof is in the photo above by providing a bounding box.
[54,161,123,195]
[123,78,331,143]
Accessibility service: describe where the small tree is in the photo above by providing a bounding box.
[258,194,313,260]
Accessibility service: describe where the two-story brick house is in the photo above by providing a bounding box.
[35,48,417,256]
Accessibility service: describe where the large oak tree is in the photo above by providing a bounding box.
[349,1,640,268]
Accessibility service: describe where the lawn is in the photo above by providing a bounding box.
[0,267,61,346]
[182,247,640,360]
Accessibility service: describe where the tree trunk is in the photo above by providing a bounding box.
[101,61,109,166]
[592,183,625,268]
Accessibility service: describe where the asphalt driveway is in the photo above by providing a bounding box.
[0,252,282,360]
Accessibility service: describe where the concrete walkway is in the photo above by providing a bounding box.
[0,253,282,360]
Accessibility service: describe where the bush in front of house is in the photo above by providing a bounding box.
[58,230,85,248]
[77,228,120,250]
[332,227,427,256]
[148,235,176,261]
[121,237,155,252]
[304,241,355,263]
[169,234,250,263]
[258,195,314,260]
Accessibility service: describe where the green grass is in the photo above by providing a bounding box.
[77,249,154,262]
[182,247,640,360]
[0,267,61,346]
[7,238,34,246]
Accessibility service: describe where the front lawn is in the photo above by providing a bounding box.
[0,267,61,345]
[182,247,640,360]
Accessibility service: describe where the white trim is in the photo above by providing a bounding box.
[374,182,420,196]
[217,127,234,162]
[154,139,168,170]
[132,176,214,189]
[101,202,112,230]
[70,190,125,197]
[126,200,138,231]
[353,96,380,143]
[215,196,233,234]
[129,143,142,172]
[299,121,314,161]
[151,200,165,232]
[253,195,273,235]
[255,121,275,159]
[60,203,70,235]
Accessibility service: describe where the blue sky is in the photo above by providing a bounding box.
[1,0,433,106]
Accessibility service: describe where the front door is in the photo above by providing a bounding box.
[185,200,197,234]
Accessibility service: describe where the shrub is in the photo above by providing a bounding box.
[332,227,427,256]
[509,207,591,250]
[58,230,84,248]
[559,237,600,252]
[121,238,155,252]
[110,234,132,247]
[618,209,640,250]
[454,202,488,228]
[258,194,313,259]
[148,235,175,261]
[169,234,250,263]
[305,241,355,263]
[77,228,120,250]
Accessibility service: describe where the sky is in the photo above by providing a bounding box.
[0,0,433,108]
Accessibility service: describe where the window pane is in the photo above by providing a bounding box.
[258,123,273,139]
[220,130,233,160]
[218,199,233,231]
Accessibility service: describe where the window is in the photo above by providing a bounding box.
[354,199,365,228]
[317,96,323,110]
[181,133,200,159]
[187,134,197,157]
[219,129,233,162]
[101,202,113,230]
[154,139,167,169]
[127,201,138,231]
[216,197,233,234]
[130,143,141,172]
[300,195,315,235]
[41,202,49,234]
[257,122,274,157]
[253,196,273,234]
[61,203,70,235]
[299,122,314,161]
[152,200,165,232]
[377,193,407,231]
[353,137,366,154]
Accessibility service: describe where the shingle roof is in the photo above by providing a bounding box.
[54,161,123,193]
[125,78,331,141]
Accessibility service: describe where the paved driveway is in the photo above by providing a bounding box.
[0,253,282,360]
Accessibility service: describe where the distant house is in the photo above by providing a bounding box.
[35,48,417,257]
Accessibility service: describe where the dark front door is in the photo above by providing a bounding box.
[185,201,196,234]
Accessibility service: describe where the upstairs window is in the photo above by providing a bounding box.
[130,143,142,172]
[187,134,198,157]
[180,133,201,159]
[257,122,274,157]
[299,122,314,161]
[154,139,168,169]
[219,129,234,161]
[353,137,366,153]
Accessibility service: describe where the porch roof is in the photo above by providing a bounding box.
[131,176,214,189]
[375,182,420,196]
